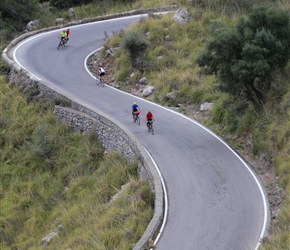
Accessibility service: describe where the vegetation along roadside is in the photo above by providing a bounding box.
[1,0,290,249]
[0,76,154,249]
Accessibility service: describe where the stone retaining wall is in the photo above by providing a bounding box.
[53,104,151,182]
[1,7,180,250]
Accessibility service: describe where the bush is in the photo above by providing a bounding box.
[121,30,148,62]
[236,104,257,135]
[196,6,290,108]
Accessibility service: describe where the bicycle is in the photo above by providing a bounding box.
[96,76,104,87]
[133,111,140,125]
[57,37,67,50]
[147,120,154,135]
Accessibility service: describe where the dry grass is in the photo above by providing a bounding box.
[0,78,153,249]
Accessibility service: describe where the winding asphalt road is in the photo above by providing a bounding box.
[8,14,268,250]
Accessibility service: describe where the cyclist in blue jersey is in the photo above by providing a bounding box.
[132,102,140,121]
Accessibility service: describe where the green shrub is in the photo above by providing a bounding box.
[0,61,10,74]
[196,6,290,108]
[211,102,226,124]
[251,118,270,155]
[236,104,257,135]
[115,67,130,82]
[191,88,204,104]
[121,30,148,62]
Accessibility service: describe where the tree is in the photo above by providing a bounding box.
[0,0,41,40]
[196,6,290,108]
[0,0,40,25]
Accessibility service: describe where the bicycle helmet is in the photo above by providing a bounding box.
[148,111,151,114]
[133,102,136,104]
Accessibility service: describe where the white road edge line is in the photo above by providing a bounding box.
[143,147,169,249]
[85,47,268,250]
[13,35,43,81]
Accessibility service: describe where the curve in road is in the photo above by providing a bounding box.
[6,13,268,250]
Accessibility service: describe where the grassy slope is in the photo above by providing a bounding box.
[0,78,153,249]
[1,0,290,249]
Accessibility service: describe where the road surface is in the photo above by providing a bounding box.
[8,14,268,250]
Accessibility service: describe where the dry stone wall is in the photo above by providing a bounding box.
[53,104,152,183]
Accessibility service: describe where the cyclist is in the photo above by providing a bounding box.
[146,111,154,129]
[59,30,67,43]
[98,65,106,81]
[65,28,70,41]
[132,102,140,121]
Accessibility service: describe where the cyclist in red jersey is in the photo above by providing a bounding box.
[146,111,154,128]
[65,28,70,41]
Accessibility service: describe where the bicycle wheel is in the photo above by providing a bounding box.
[57,41,61,50]
[96,77,104,87]
[136,115,140,125]
[151,124,154,135]
[100,78,104,87]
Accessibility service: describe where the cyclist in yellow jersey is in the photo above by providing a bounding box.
[59,30,67,43]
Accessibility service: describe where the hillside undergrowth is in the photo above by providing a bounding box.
[0,78,153,249]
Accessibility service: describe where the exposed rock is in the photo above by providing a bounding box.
[172,8,190,24]
[166,92,176,100]
[105,49,114,57]
[68,8,75,17]
[26,20,39,31]
[41,232,58,247]
[177,104,186,111]
[139,77,147,85]
[110,183,130,203]
[200,102,213,111]
[142,86,154,97]
[164,34,170,42]
[54,18,64,26]
[273,186,283,205]
[57,224,64,232]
